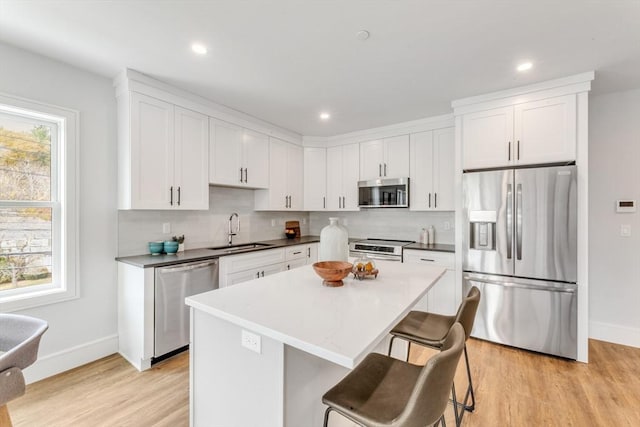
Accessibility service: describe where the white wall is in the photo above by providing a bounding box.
[309,210,455,244]
[118,186,310,256]
[0,42,118,381]
[589,88,640,348]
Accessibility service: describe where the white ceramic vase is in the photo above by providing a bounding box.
[319,217,348,261]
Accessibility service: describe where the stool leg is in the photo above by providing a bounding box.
[0,405,12,427]
[323,407,333,427]
[463,344,476,412]
[388,335,398,356]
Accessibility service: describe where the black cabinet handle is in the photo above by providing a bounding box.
[170,186,173,206]
[508,141,511,161]
[177,187,181,206]
[434,193,437,208]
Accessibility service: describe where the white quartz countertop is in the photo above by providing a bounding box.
[186,260,445,368]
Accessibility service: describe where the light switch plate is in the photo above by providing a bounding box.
[162,223,171,234]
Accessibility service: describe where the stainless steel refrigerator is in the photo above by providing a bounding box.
[462,164,577,359]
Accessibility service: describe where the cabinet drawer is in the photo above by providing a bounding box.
[223,248,285,274]
[285,245,307,261]
[285,258,307,270]
[403,249,454,269]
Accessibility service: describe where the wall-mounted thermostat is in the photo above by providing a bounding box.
[616,200,636,213]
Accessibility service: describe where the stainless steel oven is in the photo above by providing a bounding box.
[349,239,414,262]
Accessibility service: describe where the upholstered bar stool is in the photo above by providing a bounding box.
[321,323,465,427]
[0,313,49,427]
[388,287,480,427]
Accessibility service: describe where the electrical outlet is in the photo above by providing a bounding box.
[443,221,451,231]
[621,224,631,237]
[162,223,171,234]
[342,218,348,226]
[302,218,307,225]
[271,219,276,227]
[241,330,261,354]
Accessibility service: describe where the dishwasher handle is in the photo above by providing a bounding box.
[157,260,218,274]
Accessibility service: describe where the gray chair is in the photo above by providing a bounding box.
[0,313,49,427]
[388,286,481,427]
[322,322,465,427]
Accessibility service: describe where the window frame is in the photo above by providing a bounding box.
[0,92,79,312]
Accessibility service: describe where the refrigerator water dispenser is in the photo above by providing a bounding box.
[469,210,496,251]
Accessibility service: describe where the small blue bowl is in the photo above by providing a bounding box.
[148,241,164,255]
[164,241,179,254]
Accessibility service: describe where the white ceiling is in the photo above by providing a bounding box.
[1,1,639,136]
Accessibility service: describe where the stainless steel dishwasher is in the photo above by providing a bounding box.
[154,259,218,358]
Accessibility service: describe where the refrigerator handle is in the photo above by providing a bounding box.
[506,183,513,259]
[516,183,523,260]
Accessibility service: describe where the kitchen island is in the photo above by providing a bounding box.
[186,260,446,427]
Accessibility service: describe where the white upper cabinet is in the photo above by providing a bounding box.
[327,144,360,211]
[255,138,303,210]
[209,118,269,188]
[359,135,410,180]
[410,127,455,211]
[303,147,327,210]
[513,95,576,165]
[120,92,208,210]
[462,94,576,170]
[174,106,210,210]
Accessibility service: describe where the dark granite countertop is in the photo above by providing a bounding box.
[403,242,455,253]
[116,235,321,268]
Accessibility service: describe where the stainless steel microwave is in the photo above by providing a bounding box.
[358,178,409,208]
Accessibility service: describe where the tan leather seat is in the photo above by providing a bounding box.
[322,323,465,427]
[389,286,481,427]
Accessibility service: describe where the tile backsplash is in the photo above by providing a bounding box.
[118,186,310,256]
[118,187,455,256]
[309,210,455,244]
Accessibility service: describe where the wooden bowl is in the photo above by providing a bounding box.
[312,261,353,287]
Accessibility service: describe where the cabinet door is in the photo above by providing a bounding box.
[359,139,385,180]
[267,138,289,209]
[409,131,434,211]
[303,147,327,210]
[514,94,576,165]
[130,92,174,209]
[243,129,270,188]
[287,144,304,210]
[209,118,243,186]
[262,262,287,277]
[326,146,343,210]
[306,243,318,264]
[225,269,264,287]
[342,144,360,211]
[383,135,410,178]
[462,106,514,170]
[174,106,209,210]
[432,127,455,211]
[286,258,308,270]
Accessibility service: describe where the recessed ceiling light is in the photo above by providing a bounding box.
[319,112,331,120]
[356,30,370,41]
[191,43,208,55]
[517,62,533,72]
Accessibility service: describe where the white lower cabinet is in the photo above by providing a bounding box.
[220,243,318,287]
[403,249,457,315]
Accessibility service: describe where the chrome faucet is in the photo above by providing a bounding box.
[228,213,240,245]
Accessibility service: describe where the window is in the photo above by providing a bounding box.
[0,93,78,311]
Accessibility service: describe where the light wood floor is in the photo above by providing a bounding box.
[8,339,640,426]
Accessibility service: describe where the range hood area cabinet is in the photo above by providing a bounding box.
[255,137,303,210]
[410,127,455,211]
[359,134,410,180]
[117,91,209,210]
[209,118,270,189]
[461,94,577,170]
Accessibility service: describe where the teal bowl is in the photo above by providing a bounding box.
[163,241,179,254]
[148,241,164,255]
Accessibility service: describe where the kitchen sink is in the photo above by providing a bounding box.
[208,243,272,253]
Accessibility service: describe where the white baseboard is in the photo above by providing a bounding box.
[24,334,119,384]
[589,321,640,348]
